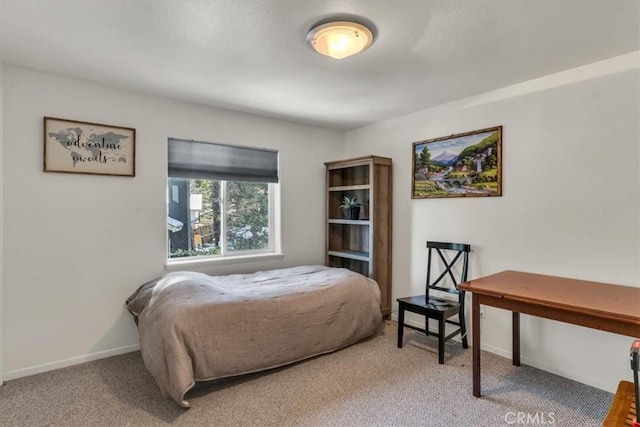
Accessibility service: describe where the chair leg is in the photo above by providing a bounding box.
[460,312,469,349]
[397,305,405,348]
[438,318,445,365]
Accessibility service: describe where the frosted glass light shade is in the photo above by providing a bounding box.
[307,21,373,59]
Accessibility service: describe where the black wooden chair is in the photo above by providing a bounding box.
[396,241,471,364]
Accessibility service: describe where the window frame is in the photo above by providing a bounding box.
[166,179,282,269]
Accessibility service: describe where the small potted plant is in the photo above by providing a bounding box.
[340,195,361,220]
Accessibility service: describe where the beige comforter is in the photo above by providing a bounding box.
[126,265,382,407]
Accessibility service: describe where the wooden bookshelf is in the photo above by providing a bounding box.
[325,155,392,317]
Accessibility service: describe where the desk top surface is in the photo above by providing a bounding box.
[458,270,640,323]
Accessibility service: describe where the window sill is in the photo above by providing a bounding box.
[165,252,285,271]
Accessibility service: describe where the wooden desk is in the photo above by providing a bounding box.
[457,270,640,397]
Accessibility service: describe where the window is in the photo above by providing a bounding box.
[167,138,279,261]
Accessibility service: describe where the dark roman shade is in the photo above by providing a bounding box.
[168,138,279,183]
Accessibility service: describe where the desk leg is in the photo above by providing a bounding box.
[472,293,481,397]
[513,312,521,367]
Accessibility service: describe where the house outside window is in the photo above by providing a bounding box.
[167,138,279,261]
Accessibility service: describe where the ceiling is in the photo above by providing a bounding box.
[1,0,638,130]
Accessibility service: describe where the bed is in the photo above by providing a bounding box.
[125,265,383,407]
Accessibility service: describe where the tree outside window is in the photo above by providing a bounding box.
[168,178,271,258]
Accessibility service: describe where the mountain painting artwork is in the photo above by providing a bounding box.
[412,126,502,199]
[44,117,136,177]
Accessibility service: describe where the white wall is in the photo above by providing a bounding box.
[1,66,343,379]
[344,54,640,393]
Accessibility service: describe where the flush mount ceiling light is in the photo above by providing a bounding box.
[307,21,373,59]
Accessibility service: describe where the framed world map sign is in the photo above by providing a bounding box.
[44,117,136,177]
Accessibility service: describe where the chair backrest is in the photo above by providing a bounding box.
[425,241,471,300]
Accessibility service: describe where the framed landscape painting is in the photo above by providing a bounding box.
[44,117,136,177]
[412,126,502,199]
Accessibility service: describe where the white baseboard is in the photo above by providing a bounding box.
[3,343,140,381]
[5,316,615,393]
[518,354,613,392]
[391,312,613,393]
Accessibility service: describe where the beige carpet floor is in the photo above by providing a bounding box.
[0,321,612,426]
